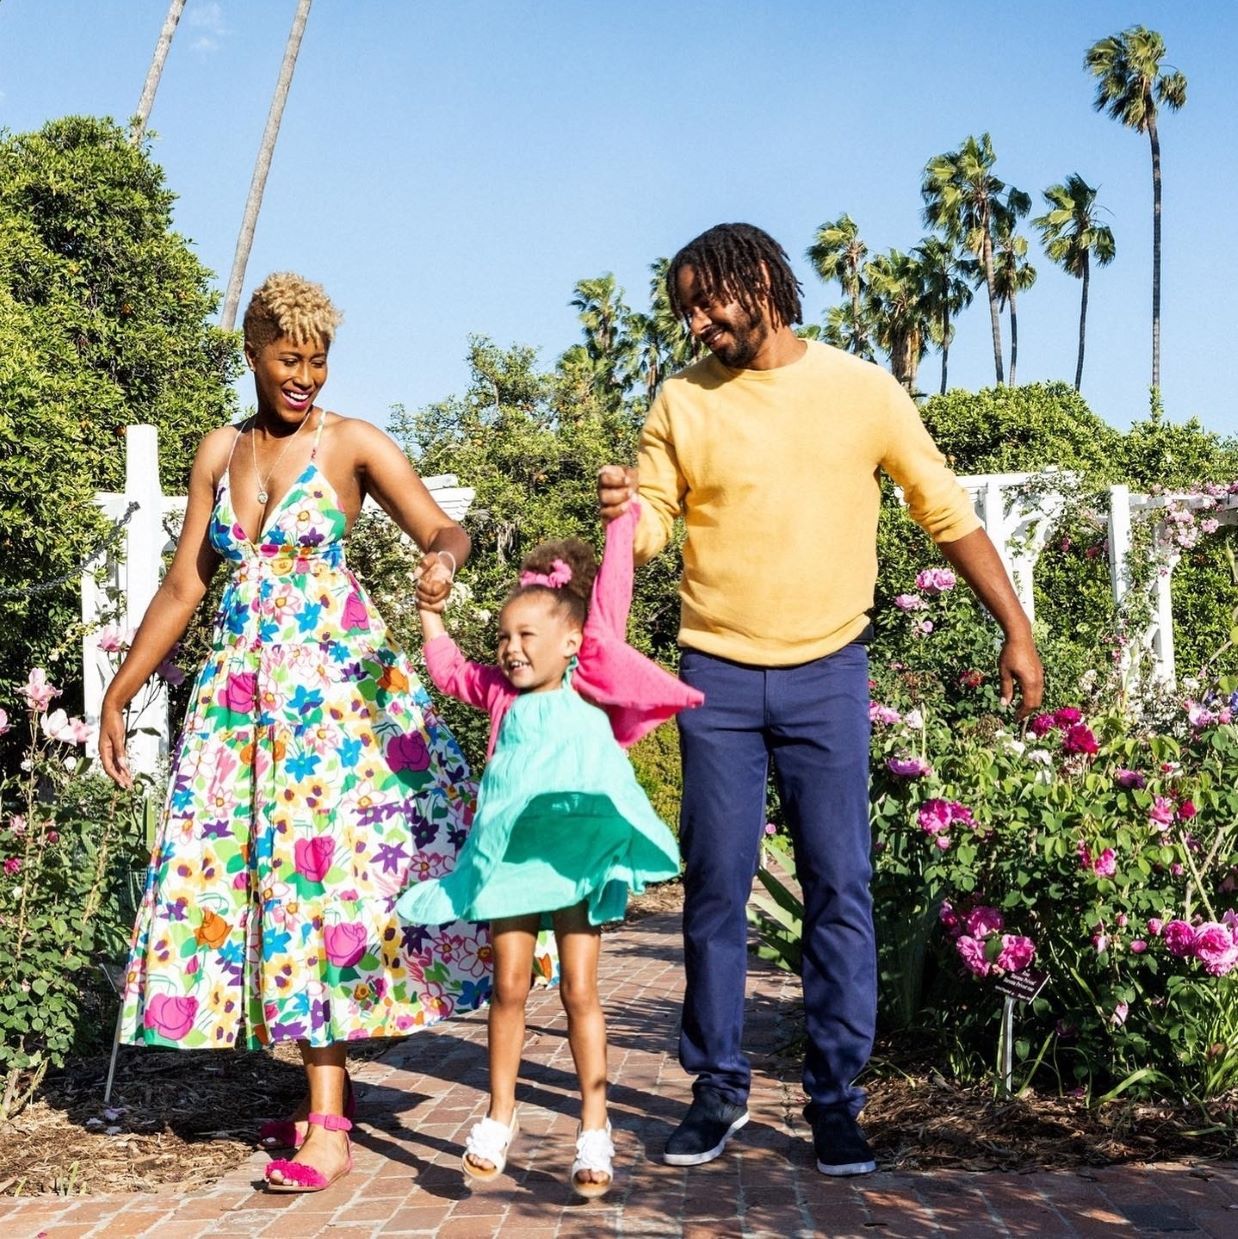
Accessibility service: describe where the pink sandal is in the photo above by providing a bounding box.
[264,1113,353,1193]
[258,1073,355,1150]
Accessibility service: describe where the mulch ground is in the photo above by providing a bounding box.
[3,880,1235,1197]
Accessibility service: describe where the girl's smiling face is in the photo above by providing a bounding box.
[496,593,581,693]
[246,334,328,423]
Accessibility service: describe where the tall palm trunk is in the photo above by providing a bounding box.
[1075,250,1090,391]
[1149,115,1162,391]
[1008,290,1019,385]
[981,220,1005,384]
[939,307,950,394]
[131,0,186,144]
[219,0,314,332]
[850,278,863,354]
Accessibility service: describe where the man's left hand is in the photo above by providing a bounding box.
[999,631,1044,721]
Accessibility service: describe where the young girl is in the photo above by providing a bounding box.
[100,273,487,1193]
[397,504,701,1197]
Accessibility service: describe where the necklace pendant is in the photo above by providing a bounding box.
[257,489,269,504]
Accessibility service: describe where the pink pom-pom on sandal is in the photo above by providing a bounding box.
[264,1112,353,1193]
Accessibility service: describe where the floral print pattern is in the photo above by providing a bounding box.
[119,436,495,1048]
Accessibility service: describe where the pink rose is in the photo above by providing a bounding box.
[1193,923,1238,976]
[0,707,8,736]
[295,836,335,883]
[387,731,430,774]
[917,799,952,836]
[143,994,198,1041]
[3,857,20,876]
[1063,724,1098,756]
[939,899,961,936]
[915,567,956,595]
[955,935,991,977]
[1148,796,1175,830]
[342,592,370,632]
[1093,848,1117,878]
[886,756,931,779]
[965,906,1004,939]
[220,671,257,716]
[1114,768,1146,789]
[1053,707,1083,727]
[1028,713,1057,737]
[1178,800,1197,821]
[996,934,1036,972]
[324,922,367,968]
[1147,917,1164,937]
[1162,919,1196,957]
[21,667,60,713]
[1110,1001,1129,1027]
[894,593,925,612]
[1130,939,1148,954]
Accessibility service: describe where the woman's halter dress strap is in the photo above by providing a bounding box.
[310,408,328,460]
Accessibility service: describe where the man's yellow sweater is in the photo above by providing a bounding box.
[633,340,980,666]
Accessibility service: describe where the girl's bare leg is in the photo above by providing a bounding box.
[553,900,608,1185]
[266,1042,350,1184]
[468,913,539,1173]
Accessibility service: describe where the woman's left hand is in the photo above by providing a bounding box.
[415,552,455,612]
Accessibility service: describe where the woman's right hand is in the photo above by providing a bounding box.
[98,702,133,789]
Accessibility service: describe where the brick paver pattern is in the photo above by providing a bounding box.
[3,911,1237,1237]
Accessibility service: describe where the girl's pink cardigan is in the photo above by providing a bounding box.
[422,504,703,759]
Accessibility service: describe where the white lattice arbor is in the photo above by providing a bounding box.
[82,425,474,776]
[1107,486,1238,687]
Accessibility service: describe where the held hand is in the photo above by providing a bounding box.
[414,552,454,613]
[597,464,637,524]
[999,631,1044,722]
[98,703,133,789]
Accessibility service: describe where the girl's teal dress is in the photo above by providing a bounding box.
[396,662,680,928]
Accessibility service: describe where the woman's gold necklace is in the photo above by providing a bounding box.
[250,410,311,505]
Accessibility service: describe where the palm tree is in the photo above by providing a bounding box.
[914,236,973,394]
[1034,175,1117,390]
[863,250,930,394]
[648,257,697,372]
[1085,26,1187,390]
[807,215,869,355]
[821,302,875,362]
[131,0,187,144]
[921,133,1015,385]
[990,195,1035,384]
[219,0,314,332]
[570,274,637,405]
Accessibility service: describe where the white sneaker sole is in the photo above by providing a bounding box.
[816,1157,876,1176]
[663,1111,750,1166]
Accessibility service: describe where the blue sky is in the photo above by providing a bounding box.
[2,1,1235,439]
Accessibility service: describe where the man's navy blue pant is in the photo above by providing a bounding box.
[676,643,875,1116]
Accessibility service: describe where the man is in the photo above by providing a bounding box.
[597,222,1042,1176]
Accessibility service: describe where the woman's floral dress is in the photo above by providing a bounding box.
[119,414,495,1048]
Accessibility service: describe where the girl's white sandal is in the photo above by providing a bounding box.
[570,1121,615,1199]
[462,1111,519,1182]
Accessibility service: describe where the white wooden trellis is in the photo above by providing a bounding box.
[82,425,473,777]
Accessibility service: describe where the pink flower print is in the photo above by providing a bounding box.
[995,934,1035,972]
[22,667,60,712]
[1193,923,1238,976]
[965,906,1004,939]
[342,591,370,632]
[1162,919,1196,957]
[219,671,257,716]
[955,935,991,977]
[387,731,430,774]
[143,994,198,1041]
[1148,797,1175,831]
[324,922,367,967]
[295,836,335,883]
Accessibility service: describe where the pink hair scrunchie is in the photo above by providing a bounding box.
[519,558,573,589]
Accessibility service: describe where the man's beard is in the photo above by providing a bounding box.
[709,313,768,369]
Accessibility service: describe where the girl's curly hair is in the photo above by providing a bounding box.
[506,537,598,626]
[243,272,343,352]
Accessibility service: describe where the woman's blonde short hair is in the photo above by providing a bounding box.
[242,272,343,352]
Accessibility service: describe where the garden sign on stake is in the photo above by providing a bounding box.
[994,967,1049,1096]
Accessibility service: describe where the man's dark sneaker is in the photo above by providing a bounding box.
[806,1105,876,1176]
[664,1087,750,1166]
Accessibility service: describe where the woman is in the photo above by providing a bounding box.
[100,272,486,1192]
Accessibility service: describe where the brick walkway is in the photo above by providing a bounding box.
[3,911,1237,1238]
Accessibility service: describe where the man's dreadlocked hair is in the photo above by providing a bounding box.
[667,223,803,329]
